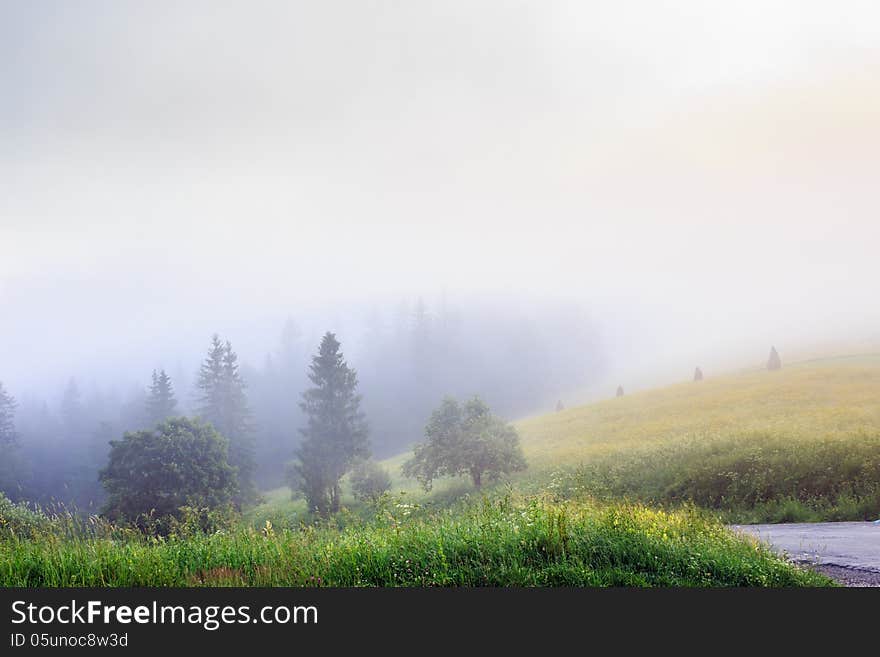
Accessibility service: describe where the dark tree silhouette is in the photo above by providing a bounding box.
[616,385,625,397]
[694,367,703,381]
[767,346,782,371]
[555,399,565,412]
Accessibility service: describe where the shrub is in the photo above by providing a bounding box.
[99,417,238,531]
[0,492,49,540]
[349,459,391,502]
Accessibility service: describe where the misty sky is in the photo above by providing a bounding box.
[2,1,879,396]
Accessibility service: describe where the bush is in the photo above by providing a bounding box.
[349,460,391,502]
[0,492,49,540]
[100,417,238,531]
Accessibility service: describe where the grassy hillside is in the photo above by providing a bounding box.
[515,354,880,469]
[510,354,880,522]
[254,354,880,525]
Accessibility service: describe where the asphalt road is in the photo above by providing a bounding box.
[733,521,880,585]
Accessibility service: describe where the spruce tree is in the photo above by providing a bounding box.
[145,369,178,426]
[60,378,84,439]
[293,332,370,515]
[197,335,226,416]
[767,346,782,371]
[694,367,704,381]
[0,381,17,446]
[616,385,625,397]
[196,335,257,506]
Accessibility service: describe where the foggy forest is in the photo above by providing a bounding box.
[2,1,879,591]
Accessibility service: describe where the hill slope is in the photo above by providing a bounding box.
[259,353,880,522]
[515,353,880,470]
[506,354,880,522]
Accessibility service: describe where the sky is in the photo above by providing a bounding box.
[1,1,879,396]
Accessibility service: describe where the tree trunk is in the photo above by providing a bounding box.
[329,483,341,514]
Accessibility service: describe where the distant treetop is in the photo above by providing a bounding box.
[146,369,178,426]
[0,382,17,446]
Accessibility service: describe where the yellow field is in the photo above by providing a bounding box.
[514,353,880,471]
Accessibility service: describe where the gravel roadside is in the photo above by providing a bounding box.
[805,563,880,587]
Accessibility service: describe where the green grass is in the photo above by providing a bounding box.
[562,432,880,523]
[0,494,831,587]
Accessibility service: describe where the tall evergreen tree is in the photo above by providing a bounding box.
[279,317,303,365]
[0,381,17,446]
[60,378,84,439]
[292,332,370,515]
[196,335,257,506]
[145,369,178,426]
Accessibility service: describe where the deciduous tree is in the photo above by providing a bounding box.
[100,417,237,529]
[403,396,526,491]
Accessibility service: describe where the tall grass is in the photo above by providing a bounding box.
[0,494,830,587]
[566,432,880,522]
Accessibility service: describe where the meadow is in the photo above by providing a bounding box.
[509,354,880,523]
[251,355,880,521]
[515,354,880,469]
[4,353,878,587]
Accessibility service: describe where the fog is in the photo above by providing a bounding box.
[2,2,879,500]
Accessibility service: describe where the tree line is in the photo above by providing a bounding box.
[2,328,528,525]
[0,297,597,508]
